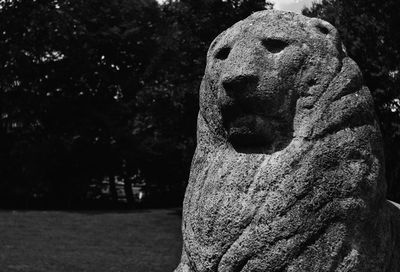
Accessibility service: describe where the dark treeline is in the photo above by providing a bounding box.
[0,0,270,208]
[0,0,399,209]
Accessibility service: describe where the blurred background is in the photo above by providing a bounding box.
[0,0,399,271]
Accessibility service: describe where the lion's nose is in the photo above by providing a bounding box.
[222,74,258,97]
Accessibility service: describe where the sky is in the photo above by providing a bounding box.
[271,0,318,13]
[155,0,319,14]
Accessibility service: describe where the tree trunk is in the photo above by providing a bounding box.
[109,175,118,202]
[124,177,134,207]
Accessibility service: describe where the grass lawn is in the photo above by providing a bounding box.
[0,209,182,272]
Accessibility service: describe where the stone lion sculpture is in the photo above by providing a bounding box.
[175,10,400,272]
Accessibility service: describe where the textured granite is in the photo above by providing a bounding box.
[175,10,400,272]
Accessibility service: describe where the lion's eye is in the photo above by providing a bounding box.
[262,38,289,53]
[215,47,231,60]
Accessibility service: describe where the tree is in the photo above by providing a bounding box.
[0,0,273,208]
[0,0,161,207]
[303,0,400,202]
[131,0,273,202]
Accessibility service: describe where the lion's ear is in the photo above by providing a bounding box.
[308,18,344,58]
[309,18,335,36]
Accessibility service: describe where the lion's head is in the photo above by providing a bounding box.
[176,10,394,272]
[200,11,355,154]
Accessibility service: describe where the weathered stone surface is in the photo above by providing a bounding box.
[175,10,400,272]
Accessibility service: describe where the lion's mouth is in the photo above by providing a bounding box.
[221,102,273,150]
[220,97,293,153]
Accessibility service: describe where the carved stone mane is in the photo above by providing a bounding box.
[175,10,400,272]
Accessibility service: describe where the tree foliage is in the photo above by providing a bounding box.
[0,0,271,208]
[0,0,161,207]
[135,0,272,193]
[303,0,400,201]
